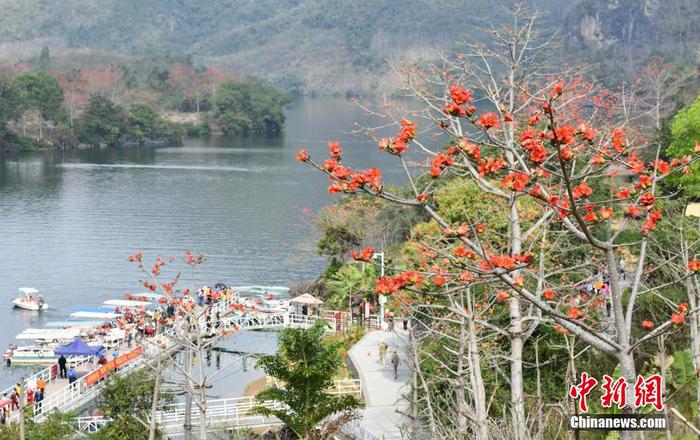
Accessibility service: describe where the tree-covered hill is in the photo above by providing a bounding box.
[0,0,573,95]
[1,0,698,95]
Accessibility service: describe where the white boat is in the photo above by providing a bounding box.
[70,310,120,319]
[12,287,48,311]
[4,344,59,366]
[103,299,152,308]
[16,328,83,343]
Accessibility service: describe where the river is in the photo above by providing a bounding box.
[0,97,403,390]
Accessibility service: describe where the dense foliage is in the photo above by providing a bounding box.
[91,369,170,440]
[0,60,290,150]
[252,320,363,439]
[214,79,291,136]
[666,94,700,196]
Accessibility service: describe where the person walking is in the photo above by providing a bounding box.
[402,315,408,331]
[387,315,395,332]
[67,367,77,388]
[57,355,67,379]
[37,377,46,397]
[619,258,626,281]
[391,350,400,380]
[378,341,388,366]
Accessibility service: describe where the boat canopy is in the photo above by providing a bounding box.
[45,321,105,328]
[55,337,104,357]
[17,287,40,296]
[125,292,166,301]
[70,311,119,319]
[16,328,82,341]
[103,299,152,307]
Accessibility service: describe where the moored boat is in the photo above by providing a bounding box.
[12,287,48,311]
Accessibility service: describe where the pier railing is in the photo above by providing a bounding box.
[74,378,362,434]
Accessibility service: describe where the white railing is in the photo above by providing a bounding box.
[76,415,112,432]
[75,378,362,434]
[16,303,367,428]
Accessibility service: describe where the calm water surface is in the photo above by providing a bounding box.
[0,98,402,389]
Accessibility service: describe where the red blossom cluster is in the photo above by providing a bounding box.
[351,246,375,262]
[518,127,548,163]
[442,85,476,117]
[430,152,454,178]
[501,171,530,192]
[379,118,417,155]
[572,182,593,199]
[375,271,425,295]
[689,259,700,272]
[475,112,500,129]
[672,303,688,324]
[127,251,143,262]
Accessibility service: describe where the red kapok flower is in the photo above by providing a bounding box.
[328,141,342,159]
[671,313,686,325]
[501,171,529,192]
[543,289,556,300]
[417,193,428,203]
[688,259,700,272]
[639,193,655,207]
[449,85,472,104]
[567,307,583,319]
[476,112,500,129]
[351,246,375,262]
[641,320,655,330]
[599,206,614,220]
[679,303,689,313]
[496,290,510,303]
[572,182,593,199]
[296,149,310,162]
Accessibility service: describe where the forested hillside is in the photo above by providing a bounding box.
[0,0,572,95]
[0,0,698,94]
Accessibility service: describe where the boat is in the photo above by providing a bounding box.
[4,344,59,366]
[103,299,152,308]
[70,308,120,319]
[233,285,290,294]
[125,292,167,302]
[12,287,48,311]
[16,328,83,343]
[45,320,106,329]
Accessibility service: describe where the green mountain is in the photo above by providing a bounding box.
[0,0,572,94]
[0,0,697,94]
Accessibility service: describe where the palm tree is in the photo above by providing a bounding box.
[327,264,376,324]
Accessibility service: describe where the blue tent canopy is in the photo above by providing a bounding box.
[55,337,104,357]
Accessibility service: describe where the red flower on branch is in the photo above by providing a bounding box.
[328,141,342,159]
[352,246,375,262]
[572,182,593,199]
[641,320,655,330]
[450,85,472,104]
[476,112,500,129]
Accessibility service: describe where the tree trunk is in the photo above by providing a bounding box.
[509,197,526,440]
[658,336,672,440]
[686,265,700,438]
[184,348,193,440]
[466,290,489,440]
[148,357,164,440]
[618,350,638,440]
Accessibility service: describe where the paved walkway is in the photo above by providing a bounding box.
[348,328,410,440]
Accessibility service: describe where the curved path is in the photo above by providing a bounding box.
[346,328,410,440]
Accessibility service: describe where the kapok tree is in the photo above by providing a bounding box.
[127,250,244,440]
[296,6,700,440]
